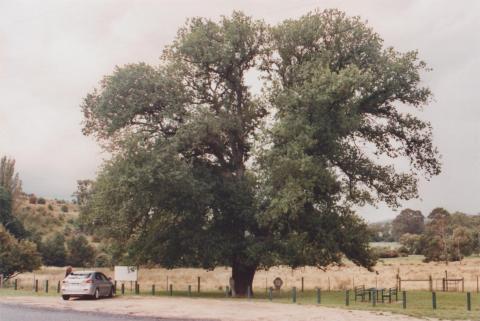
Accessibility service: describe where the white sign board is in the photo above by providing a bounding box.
[114,266,138,282]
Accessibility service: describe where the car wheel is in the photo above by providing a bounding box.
[62,295,70,301]
[93,288,100,300]
[108,286,114,298]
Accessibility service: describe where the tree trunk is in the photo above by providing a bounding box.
[232,260,256,297]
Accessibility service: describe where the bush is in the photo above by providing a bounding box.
[372,246,401,258]
[28,195,37,204]
[47,204,54,211]
[61,205,69,213]
[37,198,46,205]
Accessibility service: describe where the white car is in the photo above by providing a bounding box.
[61,271,114,300]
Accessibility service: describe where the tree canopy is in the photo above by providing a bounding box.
[79,9,440,295]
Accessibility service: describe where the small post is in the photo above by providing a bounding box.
[14,279,17,291]
[197,276,201,293]
[381,289,384,303]
[292,287,297,303]
[45,280,49,293]
[467,292,471,311]
[462,278,465,292]
[389,288,392,304]
[316,288,321,304]
[188,285,192,296]
[169,284,173,296]
[398,277,402,291]
[372,289,376,307]
[225,286,229,297]
[345,290,350,306]
[328,277,331,291]
[35,280,38,293]
[268,287,273,301]
[402,291,406,309]
[152,284,155,296]
[477,276,479,293]
[247,286,252,299]
[114,281,117,294]
[57,281,60,293]
[135,281,138,294]
[429,275,433,292]
[301,277,304,292]
[121,283,125,295]
[136,283,140,295]
[432,291,437,310]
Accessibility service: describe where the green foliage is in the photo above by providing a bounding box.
[39,232,67,267]
[0,225,41,279]
[391,209,424,240]
[66,235,95,267]
[399,233,422,254]
[37,197,46,205]
[368,221,394,242]
[47,204,53,211]
[79,10,440,295]
[60,205,69,213]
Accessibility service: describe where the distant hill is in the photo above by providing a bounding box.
[15,194,81,241]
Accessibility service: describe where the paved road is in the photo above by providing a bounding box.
[0,303,205,321]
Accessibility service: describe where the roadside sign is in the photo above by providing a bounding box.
[114,266,138,282]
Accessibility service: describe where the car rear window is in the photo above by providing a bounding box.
[68,273,92,279]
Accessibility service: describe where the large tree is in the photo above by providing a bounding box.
[0,225,41,280]
[391,209,425,239]
[80,10,440,295]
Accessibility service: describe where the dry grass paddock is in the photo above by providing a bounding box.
[12,255,480,293]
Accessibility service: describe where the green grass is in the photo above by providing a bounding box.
[2,286,480,320]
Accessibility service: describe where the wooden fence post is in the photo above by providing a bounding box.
[402,291,406,309]
[432,292,437,310]
[169,284,173,296]
[345,290,350,306]
[429,275,433,292]
[467,292,471,311]
[301,277,304,293]
[121,283,125,295]
[292,287,296,303]
[152,284,155,296]
[35,280,38,292]
[188,285,191,296]
[316,288,321,304]
[268,287,273,301]
[197,277,201,293]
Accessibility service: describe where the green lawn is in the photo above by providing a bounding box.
[1,286,479,320]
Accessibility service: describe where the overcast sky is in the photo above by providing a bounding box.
[0,0,479,222]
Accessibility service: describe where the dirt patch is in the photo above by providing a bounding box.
[0,296,434,321]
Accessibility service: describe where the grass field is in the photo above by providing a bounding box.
[1,286,479,320]
[12,255,480,293]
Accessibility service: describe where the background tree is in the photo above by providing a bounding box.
[66,235,95,267]
[39,232,67,267]
[391,209,424,240]
[0,225,41,280]
[399,233,422,254]
[79,10,440,295]
[0,156,26,238]
[422,208,452,262]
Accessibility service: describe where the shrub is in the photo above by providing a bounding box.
[28,195,37,204]
[47,204,54,211]
[61,205,69,213]
[373,246,401,258]
[37,198,46,205]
